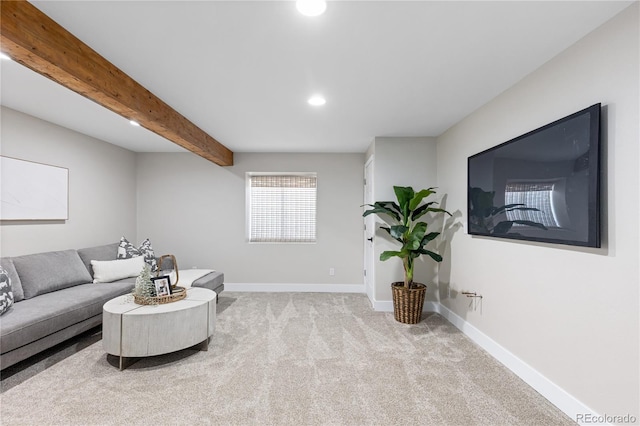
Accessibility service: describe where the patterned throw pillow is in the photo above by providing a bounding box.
[117,236,157,271]
[0,266,14,315]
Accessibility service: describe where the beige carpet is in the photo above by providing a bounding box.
[0,292,574,425]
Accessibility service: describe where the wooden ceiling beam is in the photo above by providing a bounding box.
[1,0,233,166]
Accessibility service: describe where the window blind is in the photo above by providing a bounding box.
[249,174,317,243]
[505,181,559,227]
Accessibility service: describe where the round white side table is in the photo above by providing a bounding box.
[103,287,216,370]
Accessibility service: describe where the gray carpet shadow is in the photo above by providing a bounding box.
[1,326,102,393]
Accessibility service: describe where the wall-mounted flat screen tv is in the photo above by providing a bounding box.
[467,103,601,247]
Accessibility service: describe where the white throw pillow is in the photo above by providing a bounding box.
[91,256,146,283]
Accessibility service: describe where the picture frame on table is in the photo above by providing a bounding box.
[152,275,172,296]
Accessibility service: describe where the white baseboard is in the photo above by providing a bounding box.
[436,303,599,425]
[225,283,365,293]
[371,299,393,312]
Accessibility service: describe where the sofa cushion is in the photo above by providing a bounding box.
[117,237,157,271]
[0,257,24,302]
[192,271,224,292]
[12,250,93,299]
[0,280,134,354]
[91,256,145,283]
[77,243,119,277]
[0,266,14,315]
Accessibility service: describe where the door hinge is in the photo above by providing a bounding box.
[364,269,367,277]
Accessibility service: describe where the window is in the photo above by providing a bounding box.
[247,173,317,243]
[504,181,559,228]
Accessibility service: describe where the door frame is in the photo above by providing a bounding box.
[364,156,375,303]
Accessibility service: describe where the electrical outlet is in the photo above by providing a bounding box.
[329,267,335,276]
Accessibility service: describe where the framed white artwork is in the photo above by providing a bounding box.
[0,156,69,220]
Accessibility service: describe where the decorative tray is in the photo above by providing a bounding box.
[133,286,187,305]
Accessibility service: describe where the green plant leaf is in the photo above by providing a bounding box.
[421,232,440,244]
[425,207,452,216]
[411,201,437,220]
[407,222,428,250]
[409,188,436,211]
[380,226,403,244]
[380,226,403,243]
[417,248,443,262]
[376,201,401,214]
[380,250,402,261]
[393,186,414,220]
[389,225,409,240]
[362,203,400,221]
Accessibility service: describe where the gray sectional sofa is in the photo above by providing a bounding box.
[0,243,224,370]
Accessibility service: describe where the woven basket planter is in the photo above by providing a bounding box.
[391,282,426,324]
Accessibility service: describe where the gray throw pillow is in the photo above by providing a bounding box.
[0,266,14,315]
[117,236,157,271]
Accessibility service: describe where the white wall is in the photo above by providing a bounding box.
[436,4,638,418]
[0,107,137,256]
[136,152,364,287]
[368,137,441,303]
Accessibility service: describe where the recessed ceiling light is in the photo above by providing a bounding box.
[308,95,326,106]
[0,52,12,61]
[129,120,140,127]
[296,0,327,17]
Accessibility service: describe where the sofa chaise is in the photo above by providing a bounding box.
[0,243,224,370]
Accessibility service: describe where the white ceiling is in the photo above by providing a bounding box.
[0,1,633,155]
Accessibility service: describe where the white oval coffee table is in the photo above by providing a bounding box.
[103,287,216,370]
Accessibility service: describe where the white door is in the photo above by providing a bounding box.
[364,158,375,302]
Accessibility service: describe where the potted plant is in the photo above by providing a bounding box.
[363,186,451,324]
